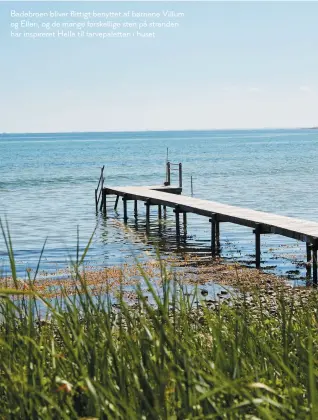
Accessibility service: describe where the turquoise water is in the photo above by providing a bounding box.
[1,129,318,284]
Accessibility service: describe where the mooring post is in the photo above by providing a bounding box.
[114,195,119,210]
[254,223,261,269]
[306,242,312,278]
[167,162,171,185]
[134,200,138,218]
[158,205,162,220]
[123,194,128,222]
[179,163,183,188]
[209,214,217,256]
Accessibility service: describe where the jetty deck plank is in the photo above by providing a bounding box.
[105,185,318,243]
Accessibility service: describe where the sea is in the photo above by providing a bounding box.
[1,128,318,286]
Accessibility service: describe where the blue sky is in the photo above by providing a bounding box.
[0,1,317,132]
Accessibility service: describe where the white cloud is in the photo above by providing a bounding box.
[247,87,261,93]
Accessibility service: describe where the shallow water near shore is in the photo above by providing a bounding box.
[1,129,318,285]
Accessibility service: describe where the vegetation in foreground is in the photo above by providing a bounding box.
[1,223,318,419]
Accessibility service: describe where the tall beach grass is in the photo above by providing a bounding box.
[0,220,318,419]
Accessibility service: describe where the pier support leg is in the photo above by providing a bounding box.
[306,243,312,279]
[134,200,138,218]
[123,195,128,222]
[145,200,150,232]
[215,220,220,254]
[158,205,162,220]
[174,207,180,238]
[214,215,221,255]
[95,189,98,212]
[183,212,187,233]
[210,216,216,256]
[101,189,107,214]
[254,224,261,269]
[114,195,119,210]
[163,205,167,219]
[100,189,106,212]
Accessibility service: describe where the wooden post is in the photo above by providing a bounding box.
[145,199,150,231]
[114,195,119,210]
[306,243,312,278]
[163,205,167,218]
[102,189,107,215]
[215,220,220,254]
[134,200,138,218]
[183,212,187,232]
[254,223,261,269]
[123,194,128,222]
[174,206,180,237]
[95,189,98,212]
[158,205,162,220]
[179,163,182,188]
[210,215,216,256]
[167,162,171,185]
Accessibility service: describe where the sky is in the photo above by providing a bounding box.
[0,1,317,133]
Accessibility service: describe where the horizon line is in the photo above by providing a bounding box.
[1,126,316,135]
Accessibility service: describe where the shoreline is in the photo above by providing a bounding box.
[0,256,311,301]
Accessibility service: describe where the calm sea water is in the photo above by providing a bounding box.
[1,129,318,284]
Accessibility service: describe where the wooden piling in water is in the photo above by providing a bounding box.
[145,199,150,231]
[100,189,106,214]
[167,162,171,185]
[306,243,312,278]
[174,206,180,237]
[158,205,162,220]
[178,163,182,188]
[254,224,261,268]
[114,195,119,210]
[209,215,216,256]
[183,212,187,231]
[134,200,138,218]
[215,220,220,254]
[123,194,128,222]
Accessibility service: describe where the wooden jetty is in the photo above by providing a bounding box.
[95,162,318,284]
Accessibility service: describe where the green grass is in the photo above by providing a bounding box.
[1,220,318,419]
